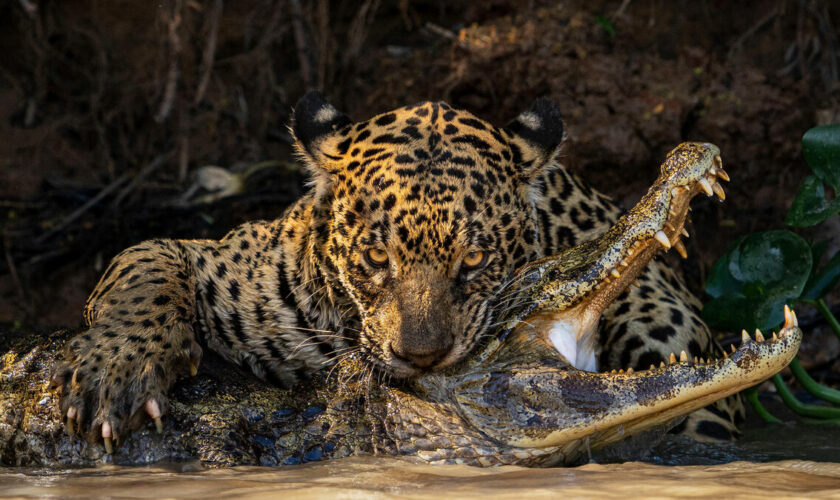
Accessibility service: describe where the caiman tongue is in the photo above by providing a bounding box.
[496,142,730,371]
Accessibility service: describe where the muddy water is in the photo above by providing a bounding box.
[3,422,840,499]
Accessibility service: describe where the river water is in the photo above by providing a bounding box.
[3,421,840,499]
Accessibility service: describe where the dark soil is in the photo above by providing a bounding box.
[0,1,838,382]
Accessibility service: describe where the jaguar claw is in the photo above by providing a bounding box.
[66,406,77,437]
[102,421,114,454]
[145,399,163,434]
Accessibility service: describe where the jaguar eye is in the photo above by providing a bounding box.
[365,247,390,268]
[462,250,488,271]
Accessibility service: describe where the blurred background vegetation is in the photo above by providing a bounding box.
[0,1,838,392]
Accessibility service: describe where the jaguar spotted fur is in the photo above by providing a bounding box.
[51,92,744,453]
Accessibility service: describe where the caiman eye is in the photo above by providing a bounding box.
[364,247,390,268]
[461,250,488,271]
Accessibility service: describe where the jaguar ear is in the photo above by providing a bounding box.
[291,91,352,173]
[504,97,565,179]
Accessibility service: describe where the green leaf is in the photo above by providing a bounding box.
[703,230,812,331]
[594,15,616,37]
[803,249,840,300]
[785,175,840,227]
[803,124,840,191]
[704,236,746,298]
[810,240,829,276]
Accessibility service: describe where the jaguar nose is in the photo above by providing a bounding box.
[390,342,452,369]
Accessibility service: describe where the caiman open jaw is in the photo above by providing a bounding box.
[501,142,730,371]
[416,142,802,466]
[435,307,801,466]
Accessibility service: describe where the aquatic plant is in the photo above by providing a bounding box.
[703,124,840,422]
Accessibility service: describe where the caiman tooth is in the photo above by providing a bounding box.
[730,344,737,354]
[681,227,690,238]
[772,331,778,341]
[741,329,751,344]
[722,350,729,358]
[632,279,641,287]
[655,230,671,249]
[712,181,726,201]
[674,240,688,259]
[680,351,688,363]
[660,361,666,368]
[626,367,634,374]
[693,356,699,364]
[700,357,706,364]
[717,168,730,182]
[611,268,621,279]
[669,352,677,364]
[618,369,625,374]
[755,329,765,342]
[699,177,714,196]
[664,222,675,232]
[620,259,629,267]
[784,305,798,328]
[649,364,656,370]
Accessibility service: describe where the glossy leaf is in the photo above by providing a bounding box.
[703,230,812,331]
[803,250,840,300]
[802,124,840,191]
[785,175,840,227]
[704,236,746,298]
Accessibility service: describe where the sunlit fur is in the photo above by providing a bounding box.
[294,100,556,377]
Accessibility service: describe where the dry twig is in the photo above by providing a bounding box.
[112,153,173,208]
[290,0,316,91]
[155,0,184,123]
[194,0,223,105]
[34,174,130,244]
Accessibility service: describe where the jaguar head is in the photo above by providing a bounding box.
[292,92,565,377]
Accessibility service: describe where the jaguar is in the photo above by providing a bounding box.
[51,92,744,453]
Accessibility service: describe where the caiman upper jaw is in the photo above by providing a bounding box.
[503,142,730,370]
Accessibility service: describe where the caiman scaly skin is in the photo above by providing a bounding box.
[0,143,801,467]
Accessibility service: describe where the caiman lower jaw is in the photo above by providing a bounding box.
[514,143,729,370]
[505,307,802,453]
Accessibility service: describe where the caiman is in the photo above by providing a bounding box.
[0,143,801,467]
